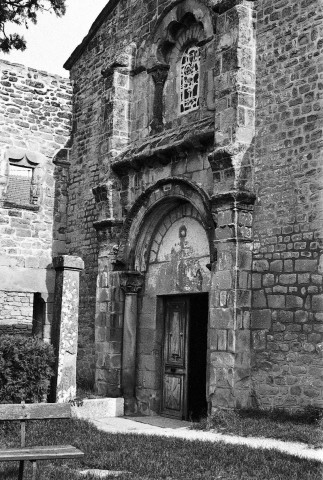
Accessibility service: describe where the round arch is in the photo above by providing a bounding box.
[135,0,215,70]
[116,177,215,271]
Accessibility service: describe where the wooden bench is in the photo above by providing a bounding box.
[0,402,84,480]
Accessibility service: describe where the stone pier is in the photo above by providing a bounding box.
[51,255,84,403]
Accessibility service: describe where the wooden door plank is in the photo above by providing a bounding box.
[162,296,189,419]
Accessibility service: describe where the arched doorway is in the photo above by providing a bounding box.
[136,201,211,419]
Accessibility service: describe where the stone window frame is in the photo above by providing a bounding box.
[0,147,46,211]
[179,44,201,115]
[160,21,206,123]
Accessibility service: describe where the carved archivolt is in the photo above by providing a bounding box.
[115,177,215,271]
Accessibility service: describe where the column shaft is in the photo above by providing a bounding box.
[51,255,84,402]
[122,293,138,397]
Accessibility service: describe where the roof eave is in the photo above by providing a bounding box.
[63,0,120,71]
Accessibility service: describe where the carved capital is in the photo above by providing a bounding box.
[148,64,170,85]
[120,271,144,294]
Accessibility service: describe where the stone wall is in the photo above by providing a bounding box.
[0,60,72,339]
[0,291,33,334]
[251,0,323,408]
[65,0,322,412]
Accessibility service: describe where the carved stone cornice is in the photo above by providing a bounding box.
[120,271,144,294]
[111,117,214,174]
[93,219,124,230]
[102,61,128,78]
[211,190,256,208]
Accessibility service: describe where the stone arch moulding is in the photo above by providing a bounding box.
[136,0,215,70]
[115,177,216,271]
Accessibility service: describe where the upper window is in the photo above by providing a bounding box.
[180,45,200,114]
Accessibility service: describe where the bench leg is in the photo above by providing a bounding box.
[31,461,37,480]
[18,460,24,480]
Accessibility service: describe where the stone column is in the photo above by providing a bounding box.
[147,64,169,134]
[120,272,144,411]
[51,255,84,403]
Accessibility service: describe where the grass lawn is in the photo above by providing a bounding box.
[0,418,322,480]
[191,408,323,446]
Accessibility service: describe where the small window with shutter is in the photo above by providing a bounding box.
[0,148,45,211]
[6,164,33,205]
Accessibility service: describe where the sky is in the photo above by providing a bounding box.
[0,0,109,77]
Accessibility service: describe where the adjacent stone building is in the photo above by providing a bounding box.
[1,0,323,417]
[0,60,72,338]
[0,60,85,401]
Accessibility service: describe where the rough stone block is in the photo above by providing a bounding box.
[252,274,262,288]
[278,310,293,323]
[211,388,235,408]
[295,259,317,272]
[263,274,275,287]
[236,330,250,352]
[286,296,303,309]
[252,330,266,350]
[217,329,227,351]
[251,310,271,329]
[295,310,309,323]
[71,398,124,419]
[253,259,269,272]
[312,295,323,312]
[253,290,267,308]
[211,308,234,329]
[238,271,249,289]
[213,270,233,290]
[268,295,285,309]
[279,274,297,284]
[210,351,235,368]
[270,260,283,272]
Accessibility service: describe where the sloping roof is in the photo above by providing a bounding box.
[63,0,120,71]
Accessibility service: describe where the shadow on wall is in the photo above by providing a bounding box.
[50,147,96,394]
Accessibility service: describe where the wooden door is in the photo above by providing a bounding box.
[161,297,189,419]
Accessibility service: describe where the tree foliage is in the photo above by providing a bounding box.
[0,0,66,53]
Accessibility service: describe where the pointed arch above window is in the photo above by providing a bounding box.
[180,45,200,114]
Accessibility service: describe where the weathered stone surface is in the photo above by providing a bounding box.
[0,60,71,338]
[52,255,83,403]
[71,398,124,419]
[1,0,323,417]
[251,310,271,329]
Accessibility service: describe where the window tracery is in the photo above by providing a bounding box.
[180,45,200,114]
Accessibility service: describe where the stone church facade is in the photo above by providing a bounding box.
[1,0,323,417]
